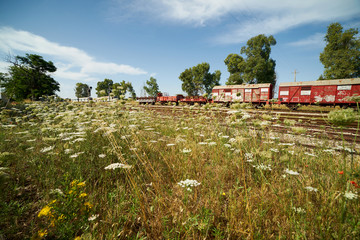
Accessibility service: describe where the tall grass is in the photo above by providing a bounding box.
[0,101,360,239]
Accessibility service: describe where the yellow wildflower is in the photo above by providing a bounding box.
[84,202,93,209]
[58,214,65,221]
[50,200,57,205]
[38,229,47,238]
[74,236,81,240]
[79,192,87,198]
[38,205,51,217]
[77,181,86,187]
[71,180,79,187]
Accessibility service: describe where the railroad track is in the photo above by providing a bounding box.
[133,104,360,149]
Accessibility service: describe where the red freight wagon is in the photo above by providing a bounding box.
[180,96,208,105]
[278,78,360,106]
[157,93,184,105]
[212,83,273,104]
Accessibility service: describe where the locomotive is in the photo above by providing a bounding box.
[137,78,360,107]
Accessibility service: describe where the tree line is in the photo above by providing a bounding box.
[1,22,359,101]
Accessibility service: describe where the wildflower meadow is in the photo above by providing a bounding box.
[1,100,360,239]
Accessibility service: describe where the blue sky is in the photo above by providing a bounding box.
[0,0,359,99]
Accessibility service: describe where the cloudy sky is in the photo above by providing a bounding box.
[0,0,359,98]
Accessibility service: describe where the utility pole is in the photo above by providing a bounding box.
[292,69,299,82]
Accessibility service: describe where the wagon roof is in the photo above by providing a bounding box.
[213,83,272,90]
[279,78,360,87]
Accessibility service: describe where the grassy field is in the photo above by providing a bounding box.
[1,100,360,239]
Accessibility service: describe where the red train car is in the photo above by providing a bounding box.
[212,83,273,104]
[278,78,360,106]
[180,96,208,105]
[157,93,184,105]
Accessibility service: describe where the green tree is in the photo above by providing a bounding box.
[319,22,360,79]
[224,54,246,85]
[143,77,160,97]
[74,83,91,100]
[179,62,221,96]
[96,79,113,97]
[224,34,277,85]
[126,82,136,99]
[1,54,59,100]
[111,80,136,99]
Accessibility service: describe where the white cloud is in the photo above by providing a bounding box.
[288,33,325,48]
[0,27,147,78]
[113,0,360,44]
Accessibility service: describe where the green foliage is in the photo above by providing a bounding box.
[1,54,59,101]
[319,23,360,79]
[179,62,221,96]
[36,180,93,239]
[113,81,136,99]
[225,34,277,85]
[224,54,245,85]
[143,77,160,97]
[96,79,136,99]
[328,108,356,127]
[96,79,113,97]
[75,83,91,99]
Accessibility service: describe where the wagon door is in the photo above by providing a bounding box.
[244,89,252,102]
[299,86,311,103]
[311,86,336,103]
[252,88,260,102]
[289,86,301,103]
[224,89,232,102]
[336,85,352,103]
[232,89,243,102]
[260,88,269,101]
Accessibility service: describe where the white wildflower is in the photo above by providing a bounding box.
[304,186,318,192]
[50,188,64,195]
[292,207,306,214]
[104,163,132,170]
[224,143,231,148]
[166,143,175,147]
[245,153,253,162]
[98,154,106,158]
[177,179,201,188]
[344,191,358,200]
[285,169,300,175]
[182,148,192,153]
[229,138,236,143]
[70,152,84,158]
[88,214,99,221]
[64,149,73,154]
[270,148,279,153]
[253,164,272,171]
[208,142,217,146]
[40,146,55,153]
[305,152,316,157]
[198,142,207,145]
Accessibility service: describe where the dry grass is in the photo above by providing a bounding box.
[1,100,360,239]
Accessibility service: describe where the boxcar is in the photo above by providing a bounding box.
[212,83,273,104]
[278,78,360,106]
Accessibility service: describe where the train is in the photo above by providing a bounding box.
[137,78,360,108]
